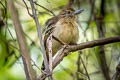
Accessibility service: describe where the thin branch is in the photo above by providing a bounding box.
[23,0,55,16]
[33,1,55,16]
[78,51,90,80]
[0,38,19,50]
[0,1,7,19]
[29,0,53,80]
[89,71,101,76]
[7,0,36,80]
[24,32,36,45]
[31,59,41,71]
[29,0,49,72]
[22,0,33,17]
[85,0,95,30]
[76,52,87,80]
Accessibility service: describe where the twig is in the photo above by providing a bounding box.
[22,0,33,17]
[0,38,19,50]
[76,52,87,80]
[29,0,49,72]
[23,0,55,16]
[4,0,8,38]
[76,52,81,74]
[33,1,55,16]
[78,51,90,80]
[88,0,95,26]
[89,71,101,76]
[24,32,36,46]
[29,0,53,80]
[0,1,7,19]
[31,59,41,71]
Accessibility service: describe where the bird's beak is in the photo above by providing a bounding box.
[74,8,84,15]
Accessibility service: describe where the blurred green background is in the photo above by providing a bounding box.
[0,0,120,80]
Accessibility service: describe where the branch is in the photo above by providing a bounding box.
[7,0,36,80]
[29,0,49,71]
[40,35,120,79]
[53,35,120,69]
[29,1,53,80]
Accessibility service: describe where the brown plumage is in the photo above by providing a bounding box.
[43,7,79,59]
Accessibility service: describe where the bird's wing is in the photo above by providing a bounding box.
[43,16,58,50]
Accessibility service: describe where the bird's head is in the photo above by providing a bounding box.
[58,7,84,20]
[59,7,76,19]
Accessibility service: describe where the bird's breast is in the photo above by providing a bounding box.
[53,20,79,44]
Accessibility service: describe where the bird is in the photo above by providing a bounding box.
[43,6,79,62]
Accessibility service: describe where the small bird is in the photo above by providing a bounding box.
[43,6,79,60]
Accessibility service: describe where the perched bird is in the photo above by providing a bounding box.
[43,6,80,60]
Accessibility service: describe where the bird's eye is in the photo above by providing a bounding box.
[66,11,71,14]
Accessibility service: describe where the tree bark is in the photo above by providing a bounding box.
[7,0,36,80]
